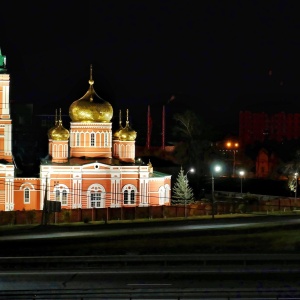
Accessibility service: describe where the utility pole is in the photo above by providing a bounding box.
[41,176,48,226]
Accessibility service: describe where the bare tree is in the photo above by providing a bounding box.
[172,109,219,176]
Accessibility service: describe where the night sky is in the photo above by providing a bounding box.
[1,0,300,138]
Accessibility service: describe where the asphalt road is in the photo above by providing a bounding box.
[1,254,300,299]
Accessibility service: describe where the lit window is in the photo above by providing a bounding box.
[130,190,135,204]
[91,192,101,207]
[55,190,60,201]
[24,188,30,204]
[123,185,136,205]
[159,186,165,205]
[124,190,129,204]
[54,185,69,206]
[88,184,105,208]
[62,190,67,205]
[91,133,95,146]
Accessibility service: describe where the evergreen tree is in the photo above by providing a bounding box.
[172,166,194,204]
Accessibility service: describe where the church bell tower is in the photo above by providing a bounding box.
[0,48,13,162]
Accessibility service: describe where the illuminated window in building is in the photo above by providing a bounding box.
[24,188,30,204]
[91,192,101,207]
[159,184,170,205]
[124,190,129,204]
[55,190,60,201]
[88,184,106,208]
[91,133,95,146]
[62,190,68,205]
[122,184,137,205]
[159,186,166,205]
[20,183,34,204]
[53,184,69,206]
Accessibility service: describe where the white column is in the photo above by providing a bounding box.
[4,123,12,156]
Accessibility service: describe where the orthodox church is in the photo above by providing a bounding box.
[0,49,171,211]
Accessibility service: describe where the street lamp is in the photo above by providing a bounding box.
[225,141,239,177]
[239,170,245,195]
[295,172,298,199]
[184,168,195,218]
[186,168,195,177]
[211,165,221,219]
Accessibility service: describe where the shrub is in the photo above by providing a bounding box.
[62,210,72,223]
[6,211,16,225]
[204,204,212,215]
[26,210,37,224]
[83,217,90,224]
[238,203,247,213]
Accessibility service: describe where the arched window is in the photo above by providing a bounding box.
[62,190,68,205]
[55,190,60,201]
[24,187,30,204]
[124,190,128,204]
[122,184,137,205]
[91,192,101,207]
[159,184,171,205]
[91,133,95,146]
[20,183,35,204]
[87,184,106,208]
[53,184,69,206]
[159,186,166,205]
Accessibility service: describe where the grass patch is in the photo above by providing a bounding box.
[1,214,300,256]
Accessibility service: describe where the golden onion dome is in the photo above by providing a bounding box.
[113,128,122,140]
[50,121,70,141]
[119,126,137,141]
[50,109,70,141]
[113,109,123,140]
[69,65,113,123]
[119,109,137,141]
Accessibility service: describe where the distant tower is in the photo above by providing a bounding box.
[0,48,12,162]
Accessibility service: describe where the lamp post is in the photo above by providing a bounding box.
[184,168,195,218]
[211,165,221,219]
[295,172,298,199]
[226,141,239,177]
[239,170,245,195]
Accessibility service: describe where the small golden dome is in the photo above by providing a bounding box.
[69,65,113,123]
[50,109,70,141]
[147,159,152,168]
[147,159,153,173]
[119,109,137,141]
[113,109,123,140]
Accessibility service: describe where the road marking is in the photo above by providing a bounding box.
[127,283,172,286]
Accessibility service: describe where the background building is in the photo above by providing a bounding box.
[239,111,300,146]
